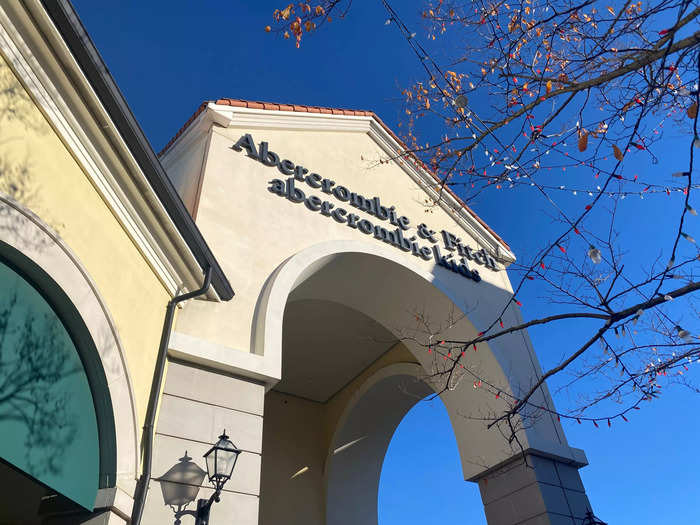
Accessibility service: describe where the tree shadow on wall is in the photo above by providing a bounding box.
[0,64,46,131]
[0,57,57,247]
[0,289,79,478]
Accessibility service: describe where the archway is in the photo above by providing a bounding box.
[0,195,138,520]
[258,241,591,525]
[378,393,487,525]
[325,363,433,525]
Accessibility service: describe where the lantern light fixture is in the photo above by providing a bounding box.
[203,430,242,492]
[156,430,241,525]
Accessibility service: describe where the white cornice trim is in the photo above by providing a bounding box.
[0,3,208,297]
[202,103,516,265]
[169,331,280,388]
[160,107,232,171]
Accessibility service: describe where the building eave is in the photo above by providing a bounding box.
[7,0,234,300]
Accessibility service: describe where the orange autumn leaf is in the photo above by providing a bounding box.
[607,6,615,15]
[688,102,698,119]
[546,80,552,94]
[612,144,624,161]
[578,132,589,152]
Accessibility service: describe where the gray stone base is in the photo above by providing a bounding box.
[476,453,593,525]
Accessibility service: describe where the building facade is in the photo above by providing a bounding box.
[0,2,594,524]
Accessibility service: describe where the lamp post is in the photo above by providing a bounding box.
[156,430,241,525]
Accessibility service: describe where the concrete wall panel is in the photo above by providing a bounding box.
[164,360,265,416]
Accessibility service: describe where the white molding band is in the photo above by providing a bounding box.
[168,331,280,388]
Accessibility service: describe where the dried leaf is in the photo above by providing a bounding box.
[688,102,698,119]
[578,132,589,152]
[607,6,615,15]
[546,80,552,94]
[612,144,624,161]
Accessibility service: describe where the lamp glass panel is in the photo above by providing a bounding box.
[215,448,236,478]
[205,450,217,480]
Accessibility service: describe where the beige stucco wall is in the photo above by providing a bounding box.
[0,53,169,429]
[163,114,579,471]
[321,342,417,456]
[172,123,514,354]
[260,343,421,525]
[159,110,587,525]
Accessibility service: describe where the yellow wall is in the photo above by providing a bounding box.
[0,54,169,428]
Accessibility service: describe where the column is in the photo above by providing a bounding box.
[141,359,265,524]
[476,453,594,525]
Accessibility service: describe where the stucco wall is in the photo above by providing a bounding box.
[0,53,169,429]
[164,116,578,474]
[159,127,210,216]
[172,123,514,354]
[260,343,423,525]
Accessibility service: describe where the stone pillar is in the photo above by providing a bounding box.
[475,453,593,525]
[141,359,265,524]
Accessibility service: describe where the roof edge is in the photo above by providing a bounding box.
[42,0,234,300]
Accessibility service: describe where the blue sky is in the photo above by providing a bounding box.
[72,1,699,523]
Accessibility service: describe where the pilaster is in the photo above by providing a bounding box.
[476,453,593,525]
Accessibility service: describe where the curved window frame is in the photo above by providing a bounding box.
[0,241,117,493]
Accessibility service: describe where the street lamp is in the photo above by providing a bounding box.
[156,430,241,525]
[197,430,242,523]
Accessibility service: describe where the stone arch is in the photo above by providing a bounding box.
[0,194,139,493]
[257,239,588,525]
[324,362,434,525]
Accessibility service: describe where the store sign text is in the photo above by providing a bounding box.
[233,134,498,281]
